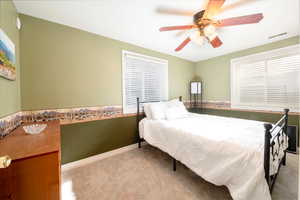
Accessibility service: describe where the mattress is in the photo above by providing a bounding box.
[139,113,284,200]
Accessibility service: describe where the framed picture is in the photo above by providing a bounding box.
[0,28,16,80]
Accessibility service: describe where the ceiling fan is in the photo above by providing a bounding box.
[158,0,264,51]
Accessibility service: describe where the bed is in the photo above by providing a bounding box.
[136,97,289,200]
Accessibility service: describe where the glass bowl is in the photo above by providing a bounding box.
[23,124,47,135]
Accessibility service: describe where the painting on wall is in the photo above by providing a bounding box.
[0,28,16,80]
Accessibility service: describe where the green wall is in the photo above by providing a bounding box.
[19,14,195,163]
[61,117,136,164]
[0,0,21,117]
[195,36,300,102]
[19,14,195,111]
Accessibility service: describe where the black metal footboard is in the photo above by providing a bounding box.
[264,109,289,192]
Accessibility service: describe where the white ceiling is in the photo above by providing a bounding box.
[14,0,299,62]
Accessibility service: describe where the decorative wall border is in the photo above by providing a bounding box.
[0,112,23,138]
[0,105,131,138]
[1,101,298,138]
[22,106,124,125]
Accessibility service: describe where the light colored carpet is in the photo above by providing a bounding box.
[62,145,298,200]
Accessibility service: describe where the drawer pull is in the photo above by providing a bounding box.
[0,155,11,168]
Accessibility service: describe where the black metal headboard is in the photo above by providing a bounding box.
[136,96,182,148]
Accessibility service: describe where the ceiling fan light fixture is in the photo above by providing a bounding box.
[189,30,205,45]
[203,24,216,37]
[207,33,218,41]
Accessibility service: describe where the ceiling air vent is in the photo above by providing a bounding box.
[268,32,287,39]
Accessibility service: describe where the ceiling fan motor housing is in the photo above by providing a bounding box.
[193,10,205,26]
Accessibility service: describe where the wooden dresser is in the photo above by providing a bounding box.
[0,120,61,200]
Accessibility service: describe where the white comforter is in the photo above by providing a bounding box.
[139,113,272,200]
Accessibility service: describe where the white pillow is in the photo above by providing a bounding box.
[143,99,187,120]
[167,98,180,105]
[166,99,185,109]
[143,103,153,119]
[148,102,167,120]
[165,100,188,120]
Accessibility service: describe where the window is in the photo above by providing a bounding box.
[231,45,300,112]
[122,51,168,113]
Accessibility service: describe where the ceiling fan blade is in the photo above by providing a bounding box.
[217,13,263,27]
[210,36,223,48]
[159,25,195,32]
[156,7,195,16]
[201,0,210,10]
[203,0,226,19]
[175,20,195,37]
[175,37,191,51]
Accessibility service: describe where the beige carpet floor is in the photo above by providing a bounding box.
[62,145,298,200]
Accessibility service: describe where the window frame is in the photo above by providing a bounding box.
[231,44,300,112]
[122,50,169,114]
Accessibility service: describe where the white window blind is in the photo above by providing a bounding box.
[231,45,300,112]
[122,51,168,113]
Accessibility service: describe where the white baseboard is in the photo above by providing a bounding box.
[62,142,146,172]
